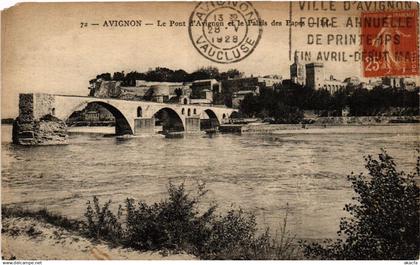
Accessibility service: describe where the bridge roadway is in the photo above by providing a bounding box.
[19,93,238,135]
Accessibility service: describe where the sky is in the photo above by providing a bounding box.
[2,1,418,118]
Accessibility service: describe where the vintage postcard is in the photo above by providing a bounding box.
[1,0,419,261]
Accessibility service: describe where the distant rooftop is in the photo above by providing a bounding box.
[192,79,218,83]
[135,80,184,86]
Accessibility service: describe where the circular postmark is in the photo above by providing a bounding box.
[188,2,263,64]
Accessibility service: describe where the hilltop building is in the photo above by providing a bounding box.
[221,76,282,107]
[380,77,417,90]
[231,90,259,109]
[89,79,190,103]
[304,62,345,94]
[89,73,286,109]
[190,79,220,104]
[323,75,346,94]
[132,80,189,103]
[382,77,404,89]
[343,76,361,87]
[402,78,417,90]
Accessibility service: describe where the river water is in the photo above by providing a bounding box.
[1,124,419,239]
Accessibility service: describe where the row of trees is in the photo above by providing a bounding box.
[240,84,419,123]
[93,67,243,86]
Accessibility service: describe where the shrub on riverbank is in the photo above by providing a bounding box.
[84,196,124,244]
[303,151,420,260]
[83,182,297,259]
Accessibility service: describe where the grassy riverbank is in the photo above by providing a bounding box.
[1,183,302,260]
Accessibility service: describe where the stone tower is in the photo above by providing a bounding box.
[305,63,324,90]
[290,53,306,86]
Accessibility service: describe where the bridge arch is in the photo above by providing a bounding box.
[199,109,221,131]
[203,109,220,124]
[152,107,184,133]
[65,101,133,135]
[230,111,240,118]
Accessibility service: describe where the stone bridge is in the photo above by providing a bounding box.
[13,93,238,145]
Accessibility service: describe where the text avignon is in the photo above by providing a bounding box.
[103,20,142,27]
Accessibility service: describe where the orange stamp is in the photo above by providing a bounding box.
[361,10,419,77]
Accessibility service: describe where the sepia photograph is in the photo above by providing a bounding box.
[1,0,419,262]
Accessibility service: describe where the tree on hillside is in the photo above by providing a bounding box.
[96,73,112,81]
[190,67,220,81]
[220,69,243,80]
[171,69,189,82]
[113,71,125,81]
[145,67,174,82]
[123,71,146,86]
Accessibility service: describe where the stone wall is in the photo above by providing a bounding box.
[18,94,35,122]
[13,93,68,145]
[33,93,56,119]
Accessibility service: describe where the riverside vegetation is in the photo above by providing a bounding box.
[2,151,419,260]
[239,85,419,123]
[303,150,419,260]
[82,183,297,259]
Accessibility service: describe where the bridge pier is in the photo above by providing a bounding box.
[200,118,220,131]
[185,117,201,133]
[12,93,68,145]
[134,117,155,135]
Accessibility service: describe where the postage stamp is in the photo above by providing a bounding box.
[361,10,419,77]
[188,1,263,64]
